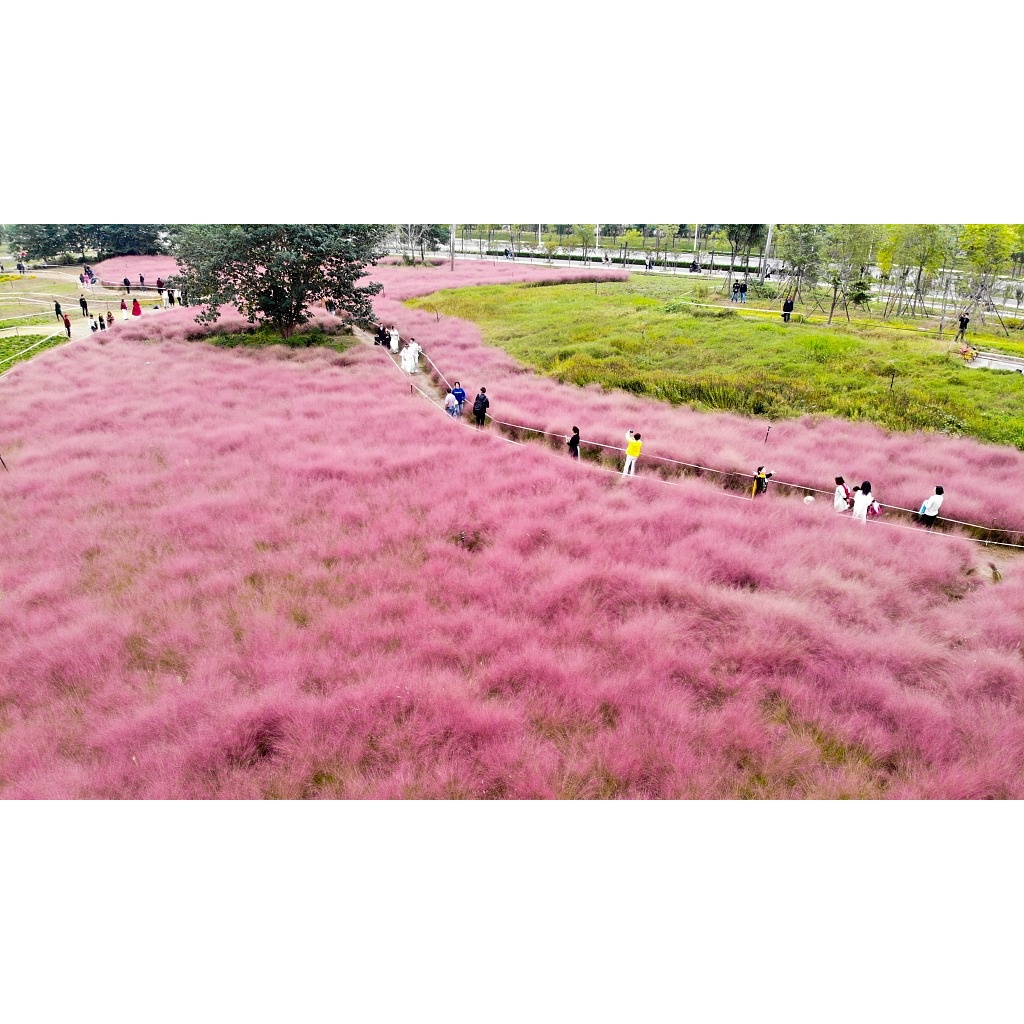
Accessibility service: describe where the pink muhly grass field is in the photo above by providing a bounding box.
[92,255,183,285]
[370,262,1024,533]
[1,307,1023,798]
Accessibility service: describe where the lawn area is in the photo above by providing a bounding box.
[0,332,64,371]
[407,276,1024,448]
[0,312,55,330]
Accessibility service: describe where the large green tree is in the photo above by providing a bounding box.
[173,224,388,338]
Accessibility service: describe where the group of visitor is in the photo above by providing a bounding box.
[89,313,115,332]
[834,476,945,526]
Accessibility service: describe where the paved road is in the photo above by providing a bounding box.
[969,350,1024,373]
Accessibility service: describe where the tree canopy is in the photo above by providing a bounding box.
[9,224,166,262]
[172,224,388,338]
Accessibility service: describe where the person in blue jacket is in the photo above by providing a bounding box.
[451,381,467,417]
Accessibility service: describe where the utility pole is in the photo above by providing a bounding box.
[759,223,774,283]
[596,223,601,258]
[450,223,455,271]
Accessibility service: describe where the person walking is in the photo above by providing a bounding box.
[131,298,142,317]
[62,313,72,338]
[472,387,490,427]
[389,325,400,353]
[139,274,145,288]
[955,313,970,343]
[833,476,853,512]
[622,430,642,476]
[567,426,581,459]
[123,276,131,294]
[79,295,89,317]
[851,481,874,523]
[739,279,748,303]
[751,465,773,497]
[782,297,794,322]
[451,381,467,417]
[918,486,944,526]
[106,311,114,328]
[121,298,129,320]
[54,300,63,321]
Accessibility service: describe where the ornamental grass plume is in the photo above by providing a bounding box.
[0,263,1023,797]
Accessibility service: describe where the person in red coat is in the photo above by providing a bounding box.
[131,298,142,317]
[62,313,72,338]
[121,298,129,320]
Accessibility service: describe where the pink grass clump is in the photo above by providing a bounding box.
[0,259,1023,798]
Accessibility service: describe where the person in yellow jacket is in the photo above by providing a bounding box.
[622,430,643,476]
[751,465,773,497]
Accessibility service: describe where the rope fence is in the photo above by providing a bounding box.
[397,340,1024,552]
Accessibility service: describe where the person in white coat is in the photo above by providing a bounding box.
[833,476,852,512]
[851,481,874,523]
[918,486,944,526]
[406,339,421,372]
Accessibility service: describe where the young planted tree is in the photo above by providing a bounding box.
[774,224,826,301]
[961,223,1017,333]
[542,234,561,264]
[723,225,767,292]
[824,224,878,323]
[878,224,955,316]
[395,224,449,265]
[173,224,388,339]
[621,229,643,267]
[1010,225,1024,279]
[572,224,596,263]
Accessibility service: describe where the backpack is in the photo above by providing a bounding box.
[473,394,488,414]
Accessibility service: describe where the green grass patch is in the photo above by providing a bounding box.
[0,313,54,330]
[200,324,356,353]
[0,333,64,372]
[407,276,1024,448]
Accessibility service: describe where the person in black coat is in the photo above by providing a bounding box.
[123,277,131,294]
[567,426,581,459]
[472,388,490,427]
[782,297,795,322]
[79,295,89,317]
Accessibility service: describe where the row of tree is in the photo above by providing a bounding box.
[773,224,1024,325]
[4,224,167,262]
